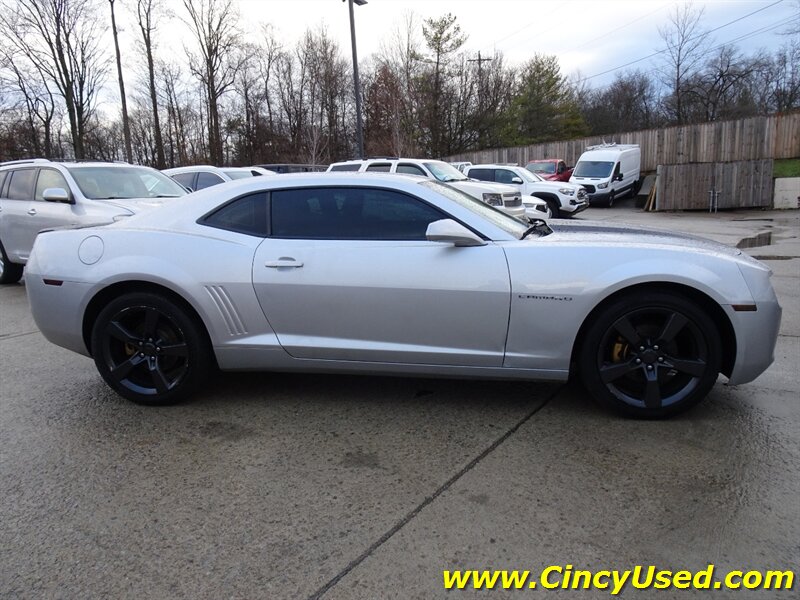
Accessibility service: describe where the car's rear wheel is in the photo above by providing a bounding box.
[578,291,722,418]
[0,240,24,284]
[91,292,211,405]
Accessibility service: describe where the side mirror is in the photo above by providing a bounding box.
[615,173,624,182]
[42,187,73,204]
[511,177,523,184]
[426,219,486,247]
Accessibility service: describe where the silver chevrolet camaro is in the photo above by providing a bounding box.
[24,173,781,418]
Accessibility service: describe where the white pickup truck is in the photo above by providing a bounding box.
[327,158,550,221]
[464,164,589,218]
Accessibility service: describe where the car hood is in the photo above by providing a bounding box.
[96,197,175,215]
[531,179,581,192]
[547,219,748,260]
[451,180,517,194]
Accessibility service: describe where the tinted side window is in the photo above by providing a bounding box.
[6,169,36,201]
[271,187,445,240]
[202,192,268,236]
[495,169,515,184]
[0,171,7,196]
[172,173,196,189]
[328,164,361,172]
[35,169,70,201]
[195,172,224,189]
[365,163,391,172]
[396,164,426,176]
[468,169,493,182]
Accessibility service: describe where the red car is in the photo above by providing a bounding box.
[525,159,573,182]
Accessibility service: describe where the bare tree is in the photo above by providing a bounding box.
[658,3,710,125]
[1,0,108,158]
[182,0,240,165]
[135,0,166,168]
[684,46,761,121]
[109,0,131,161]
[0,44,58,156]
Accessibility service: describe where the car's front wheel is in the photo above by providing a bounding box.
[578,290,722,418]
[91,292,212,405]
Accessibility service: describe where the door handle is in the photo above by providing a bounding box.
[27,208,37,216]
[265,259,304,268]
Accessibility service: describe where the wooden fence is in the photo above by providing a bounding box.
[445,112,800,172]
[654,159,774,211]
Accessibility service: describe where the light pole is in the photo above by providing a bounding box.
[345,0,366,158]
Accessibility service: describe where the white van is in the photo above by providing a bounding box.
[569,144,641,207]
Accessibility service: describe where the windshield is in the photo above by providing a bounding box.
[69,166,186,199]
[515,168,538,183]
[527,161,556,175]
[420,180,530,238]
[423,161,469,182]
[573,161,614,178]
[223,170,253,180]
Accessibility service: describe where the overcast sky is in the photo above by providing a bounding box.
[237,0,798,81]
[113,0,798,104]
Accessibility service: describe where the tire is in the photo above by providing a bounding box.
[545,199,561,219]
[0,239,24,285]
[578,290,722,418]
[607,191,616,208]
[91,292,212,405]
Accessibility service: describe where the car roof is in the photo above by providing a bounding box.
[468,164,522,169]
[0,160,142,170]
[162,165,222,174]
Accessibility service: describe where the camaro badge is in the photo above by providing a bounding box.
[518,294,574,302]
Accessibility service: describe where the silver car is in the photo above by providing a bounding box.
[0,159,186,284]
[25,173,781,418]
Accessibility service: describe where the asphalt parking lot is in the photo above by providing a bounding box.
[1,206,798,599]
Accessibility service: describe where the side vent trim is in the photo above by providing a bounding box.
[205,285,248,336]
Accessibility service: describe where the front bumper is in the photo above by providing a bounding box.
[500,205,527,220]
[524,203,551,219]
[727,298,782,386]
[586,190,613,204]
[561,200,590,215]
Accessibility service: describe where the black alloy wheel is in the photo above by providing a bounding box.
[579,291,722,418]
[91,292,211,405]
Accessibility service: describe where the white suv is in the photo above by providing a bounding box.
[327,158,532,221]
[464,164,589,218]
[0,159,186,284]
[163,165,276,192]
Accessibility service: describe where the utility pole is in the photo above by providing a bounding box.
[345,0,367,159]
[468,51,494,108]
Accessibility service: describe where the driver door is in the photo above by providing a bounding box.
[252,186,511,366]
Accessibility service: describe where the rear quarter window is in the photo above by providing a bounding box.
[6,169,37,200]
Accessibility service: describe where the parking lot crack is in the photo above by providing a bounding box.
[0,330,39,341]
[307,384,564,600]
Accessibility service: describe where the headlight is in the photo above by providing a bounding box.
[558,188,574,196]
[112,214,131,222]
[482,193,503,207]
[597,182,609,189]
